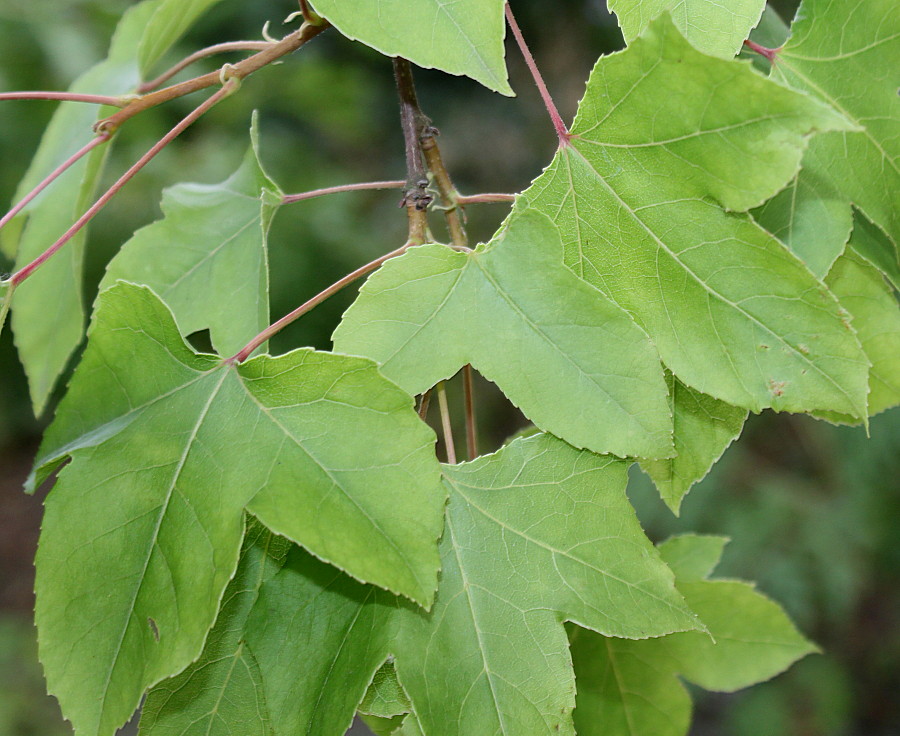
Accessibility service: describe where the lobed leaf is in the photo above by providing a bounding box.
[639,373,747,514]
[571,534,817,736]
[520,14,869,419]
[609,0,767,58]
[335,208,674,460]
[245,434,703,736]
[773,0,899,258]
[308,0,511,95]
[101,116,281,357]
[33,282,444,736]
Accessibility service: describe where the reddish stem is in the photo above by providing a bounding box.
[138,41,273,93]
[227,241,413,363]
[463,365,478,460]
[456,192,516,205]
[743,39,780,63]
[504,3,570,146]
[0,91,125,106]
[0,134,110,234]
[10,82,236,287]
[282,180,406,204]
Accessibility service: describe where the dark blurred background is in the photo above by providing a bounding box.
[1,1,897,734]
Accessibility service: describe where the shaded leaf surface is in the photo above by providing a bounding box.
[309,0,510,94]
[34,283,443,736]
[639,373,746,514]
[246,434,702,736]
[335,209,673,459]
[774,0,900,256]
[824,247,900,419]
[139,519,290,736]
[520,15,868,418]
[609,0,766,57]
[102,118,281,356]
[571,534,817,736]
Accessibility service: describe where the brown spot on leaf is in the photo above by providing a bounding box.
[148,617,160,641]
[768,379,786,397]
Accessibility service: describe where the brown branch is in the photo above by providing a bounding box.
[138,41,274,94]
[97,21,328,134]
[393,58,431,244]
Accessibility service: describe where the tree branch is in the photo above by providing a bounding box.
[97,22,328,133]
[138,41,274,94]
[393,57,431,244]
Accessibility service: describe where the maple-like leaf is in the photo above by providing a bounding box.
[334,208,674,460]
[850,210,900,290]
[101,116,281,357]
[609,0,766,58]
[33,282,444,736]
[139,518,290,736]
[243,434,703,736]
[308,0,510,95]
[639,372,747,514]
[772,0,900,258]
[570,534,818,736]
[519,14,869,419]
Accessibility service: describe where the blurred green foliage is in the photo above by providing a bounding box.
[0,1,897,735]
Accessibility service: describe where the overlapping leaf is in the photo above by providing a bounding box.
[139,518,290,736]
[243,434,703,736]
[33,282,443,736]
[335,209,673,459]
[519,14,869,419]
[101,117,280,357]
[639,372,747,514]
[570,534,817,736]
[823,246,900,420]
[609,0,766,57]
[308,0,510,95]
[772,0,900,257]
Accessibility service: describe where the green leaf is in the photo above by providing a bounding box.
[138,0,227,75]
[308,0,511,95]
[850,209,900,290]
[6,1,160,415]
[751,167,852,278]
[335,209,673,459]
[571,534,817,736]
[33,282,443,736]
[520,14,869,419]
[823,247,900,419]
[639,373,747,514]
[773,0,900,254]
[139,518,290,736]
[101,116,281,357]
[609,0,766,58]
[359,662,410,719]
[246,434,703,736]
